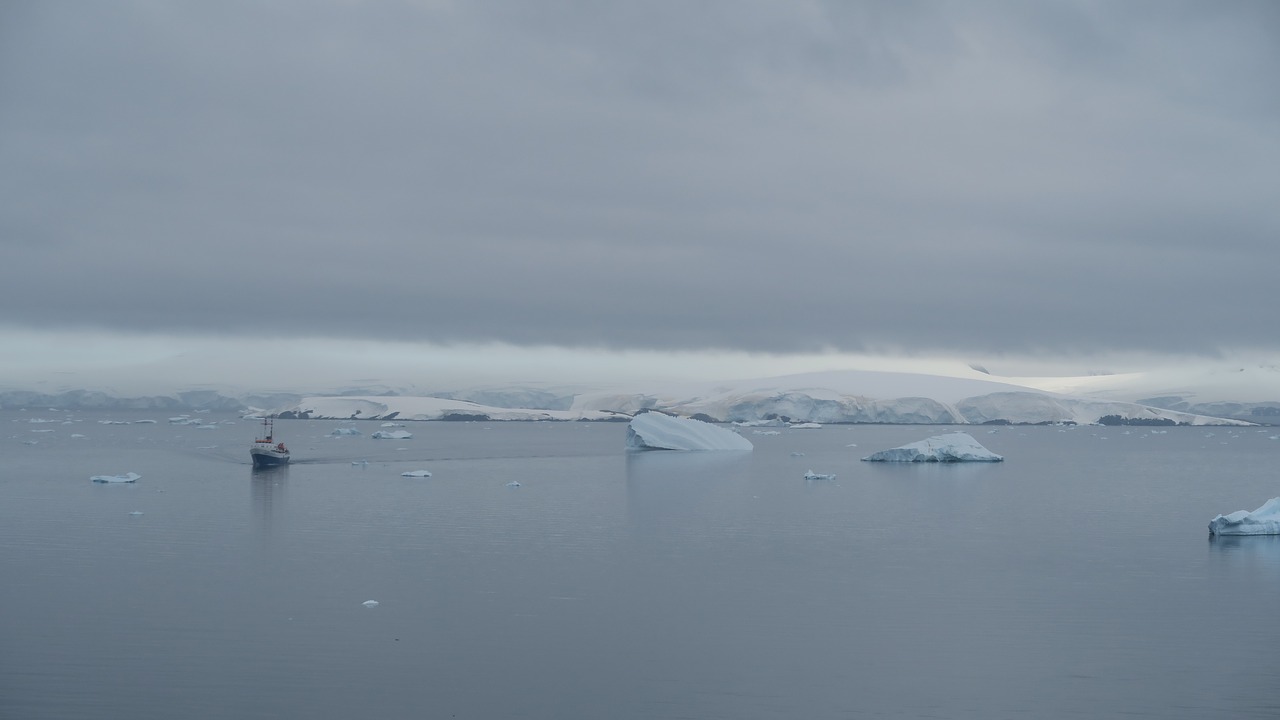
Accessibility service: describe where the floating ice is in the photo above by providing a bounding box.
[790,423,822,429]
[506,481,521,487]
[135,419,157,424]
[352,460,369,466]
[362,600,379,608]
[804,470,836,480]
[128,511,144,516]
[401,470,432,477]
[1208,497,1280,536]
[791,451,805,457]
[71,434,87,439]
[753,430,781,436]
[862,432,1003,463]
[92,472,141,483]
[330,427,361,436]
[372,430,412,440]
[380,422,405,427]
[626,413,753,452]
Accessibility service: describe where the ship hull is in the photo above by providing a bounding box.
[251,446,290,468]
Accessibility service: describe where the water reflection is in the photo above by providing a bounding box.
[250,465,288,544]
[1208,533,1280,569]
[623,450,752,532]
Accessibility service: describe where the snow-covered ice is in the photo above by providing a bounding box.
[401,470,432,477]
[329,427,361,436]
[362,600,379,608]
[92,472,141,483]
[862,432,1003,463]
[804,470,836,480]
[372,430,412,440]
[790,423,822,429]
[1208,497,1280,536]
[626,413,753,452]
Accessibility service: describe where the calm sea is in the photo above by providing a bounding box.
[3,411,1279,719]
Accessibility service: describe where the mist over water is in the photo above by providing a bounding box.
[3,413,1279,719]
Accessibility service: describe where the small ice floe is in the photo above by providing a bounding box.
[135,419,157,424]
[31,428,54,433]
[790,451,805,457]
[380,422,404,428]
[98,420,131,425]
[1209,497,1280,536]
[401,470,432,477]
[372,430,412,440]
[362,600,379,608]
[21,440,38,445]
[352,460,369,466]
[506,481,521,487]
[804,470,836,481]
[128,511,144,516]
[789,422,822,429]
[844,443,858,448]
[71,434,87,439]
[196,445,217,450]
[92,472,141,483]
[330,427,361,437]
[862,432,1003,463]
[753,430,781,436]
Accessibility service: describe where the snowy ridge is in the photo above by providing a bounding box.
[276,370,1252,426]
[279,395,627,422]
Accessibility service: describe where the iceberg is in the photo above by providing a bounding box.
[330,427,361,436]
[862,432,1003,463]
[626,412,753,452]
[92,472,141,483]
[372,430,412,440]
[401,470,432,477]
[804,470,835,480]
[1208,497,1280,536]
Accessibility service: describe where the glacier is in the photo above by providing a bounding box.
[626,412,753,452]
[862,432,1003,463]
[1208,497,1280,536]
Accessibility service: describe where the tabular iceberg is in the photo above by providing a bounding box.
[626,413,753,452]
[91,472,141,483]
[372,430,412,440]
[1208,497,1280,535]
[862,432,1003,463]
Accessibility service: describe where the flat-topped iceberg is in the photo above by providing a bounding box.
[626,412,753,452]
[862,432,1003,463]
[1208,497,1280,536]
[92,472,141,483]
[372,430,412,440]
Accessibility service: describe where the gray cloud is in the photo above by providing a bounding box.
[2,0,1278,357]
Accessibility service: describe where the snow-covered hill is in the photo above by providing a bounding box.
[277,370,1253,426]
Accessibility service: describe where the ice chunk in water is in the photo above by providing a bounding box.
[92,472,141,483]
[401,470,432,477]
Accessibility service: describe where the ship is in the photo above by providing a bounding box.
[250,417,290,468]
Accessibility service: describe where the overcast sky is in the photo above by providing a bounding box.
[2,1,1278,391]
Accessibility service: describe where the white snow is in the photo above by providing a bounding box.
[284,395,626,422]
[1208,497,1280,536]
[92,472,141,483]
[401,470,432,477]
[626,413,753,452]
[372,430,412,440]
[862,432,1003,463]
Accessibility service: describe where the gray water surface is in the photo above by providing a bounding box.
[3,413,1278,719]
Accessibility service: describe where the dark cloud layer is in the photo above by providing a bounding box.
[2,0,1277,356]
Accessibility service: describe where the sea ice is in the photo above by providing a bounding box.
[401,470,432,477]
[372,430,412,440]
[790,423,822,429]
[1208,497,1280,536]
[362,600,379,608]
[506,481,521,487]
[862,432,1003,463]
[626,412,753,452]
[330,427,361,436]
[804,470,836,480]
[92,472,141,483]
